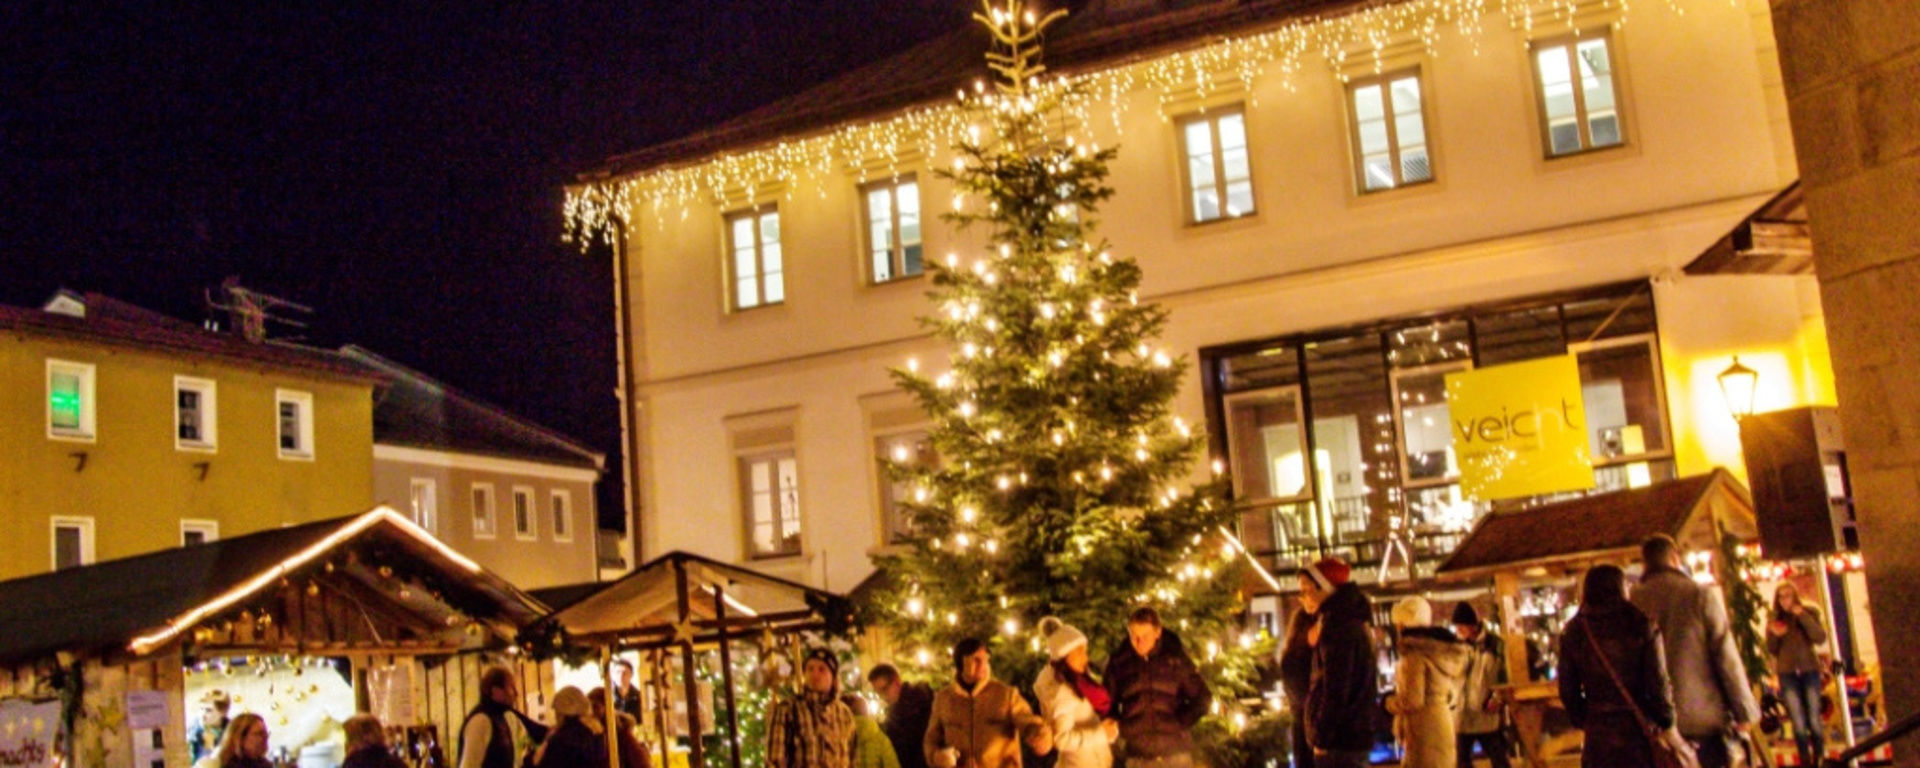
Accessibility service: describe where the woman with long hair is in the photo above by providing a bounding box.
[1556,565,1676,767]
[1767,581,1830,765]
[1034,617,1112,768]
[193,713,271,768]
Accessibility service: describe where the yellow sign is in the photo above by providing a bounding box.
[1445,355,1594,501]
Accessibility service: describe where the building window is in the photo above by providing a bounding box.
[1178,108,1255,223]
[512,486,537,540]
[175,376,218,451]
[1347,71,1433,192]
[181,519,219,546]
[864,177,924,284]
[727,207,784,310]
[740,451,801,559]
[410,478,439,534]
[275,389,314,460]
[51,516,95,570]
[472,483,497,539]
[875,430,935,545]
[1532,33,1625,156]
[1392,361,1470,486]
[551,490,573,542]
[46,359,96,441]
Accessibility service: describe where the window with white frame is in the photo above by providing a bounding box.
[175,376,218,451]
[181,519,219,546]
[874,430,934,545]
[726,207,784,310]
[51,516,95,570]
[410,478,439,534]
[551,490,573,542]
[863,177,924,284]
[275,389,314,460]
[472,483,497,539]
[1178,108,1255,223]
[512,486,536,540]
[741,451,802,559]
[1532,33,1625,157]
[1348,71,1434,192]
[46,359,96,441]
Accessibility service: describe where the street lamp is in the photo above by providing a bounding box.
[1717,356,1759,422]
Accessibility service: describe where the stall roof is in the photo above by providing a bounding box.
[546,551,845,648]
[1435,469,1756,582]
[0,508,548,665]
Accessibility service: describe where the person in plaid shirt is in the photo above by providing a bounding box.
[770,649,857,768]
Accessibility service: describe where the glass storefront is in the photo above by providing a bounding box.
[1203,282,1675,576]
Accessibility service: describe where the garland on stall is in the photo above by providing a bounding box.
[1716,522,1769,688]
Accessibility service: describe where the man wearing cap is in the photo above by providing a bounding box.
[1450,602,1509,768]
[1105,607,1209,768]
[769,649,857,768]
[926,638,1052,768]
[1300,557,1377,768]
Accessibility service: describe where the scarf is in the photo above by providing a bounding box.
[1073,673,1112,718]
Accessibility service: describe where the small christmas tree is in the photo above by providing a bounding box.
[869,0,1258,696]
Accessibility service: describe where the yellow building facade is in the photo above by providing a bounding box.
[0,296,378,579]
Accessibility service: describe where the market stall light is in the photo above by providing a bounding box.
[1718,356,1760,422]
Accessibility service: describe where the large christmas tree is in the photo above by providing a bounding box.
[870,0,1257,697]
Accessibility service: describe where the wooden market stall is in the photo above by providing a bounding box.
[1433,468,1759,767]
[0,507,549,768]
[530,551,849,768]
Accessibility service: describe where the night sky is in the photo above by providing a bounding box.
[2,1,969,527]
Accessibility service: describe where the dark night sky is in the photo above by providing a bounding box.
[1,1,969,528]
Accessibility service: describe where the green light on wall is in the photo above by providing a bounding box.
[50,374,82,429]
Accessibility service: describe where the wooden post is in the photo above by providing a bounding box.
[674,560,705,768]
[603,646,622,768]
[1494,570,1528,686]
[715,585,740,768]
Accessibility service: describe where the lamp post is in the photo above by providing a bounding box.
[1718,356,1759,423]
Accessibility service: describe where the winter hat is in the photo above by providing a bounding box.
[1450,600,1481,627]
[804,648,840,675]
[1037,616,1088,661]
[1304,557,1352,592]
[1391,596,1433,628]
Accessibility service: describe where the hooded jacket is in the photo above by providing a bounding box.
[1630,565,1760,737]
[1104,629,1211,759]
[1384,628,1471,768]
[925,676,1050,768]
[1034,665,1113,768]
[1305,582,1377,754]
[769,685,856,768]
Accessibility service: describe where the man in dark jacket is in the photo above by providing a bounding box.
[458,666,551,768]
[1301,557,1376,768]
[1104,607,1210,768]
[869,664,934,768]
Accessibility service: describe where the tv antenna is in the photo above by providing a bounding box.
[205,277,311,343]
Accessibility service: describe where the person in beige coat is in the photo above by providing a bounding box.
[1384,598,1470,768]
[926,638,1052,768]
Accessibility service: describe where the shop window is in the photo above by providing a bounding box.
[181,519,219,546]
[472,483,497,539]
[1223,388,1311,502]
[1219,345,1299,393]
[552,490,573,542]
[1305,334,1396,549]
[863,177,924,284]
[276,389,314,460]
[1178,107,1255,223]
[1474,306,1565,366]
[1347,71,1434,192]
[1563,291,1656,342]
[727,207,784,310]
[51,516,95,570]
[410,478,439,534]
[1392,362,1469,486]
[47,359,96,441]
[875,430,935,545]
[512,486,537,540]
[175,376,217,451]
[1532,33,1626,157]
[1573,335,1670,464]
[741,451,802,559]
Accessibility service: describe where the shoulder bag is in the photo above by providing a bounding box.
[1580,620,1700,768]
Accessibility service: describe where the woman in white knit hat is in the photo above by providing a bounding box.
[1033,617,1114,768]
[1384,598,1470,768]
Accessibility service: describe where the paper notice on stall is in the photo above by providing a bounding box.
[0,699,62,768]
[369,665,415,725]
[126,690,170,768]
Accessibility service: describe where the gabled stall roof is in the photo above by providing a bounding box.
[545,551,845,648]
[1436,469,1757,582]
[0,508,547,665]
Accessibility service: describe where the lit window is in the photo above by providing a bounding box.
[181,519,219,546]
[513,486,537,540]
[1533,34,1625,156]
[1178,108,1255,223]
[410,478,439,534]
[47,359,96,441]
[175,376,218,451]
[864,177,924,284]
[1348,72,1433,192]
[875,431,935,545]
[472,484,497,539]
[727,207,784,310]
[275,389,314,460]
[741,451,801,559]
[551,490,573,542]
[51,516,95,570]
